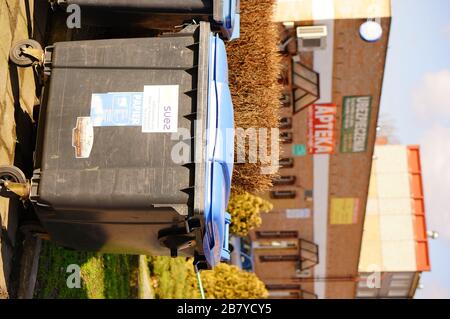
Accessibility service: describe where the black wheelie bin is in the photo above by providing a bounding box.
[27,22,234,268]
[54,0,240,41]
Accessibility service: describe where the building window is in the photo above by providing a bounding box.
[268,291,298,298]
[304,190,313,202]
[391,272,414,281]
[280,117,292,129]
[256,231,298,238]
[389,272,414,290]
[268,291,290,298]
[299,291,318,299]
[278,63,290,86]
[390,279,412,289]
[267,284,317,299]
[266,284,300,290]
[387,289,409,298]
[279,157,294,168]
[260,255,299,262]
[295,268,312,278]
[280,132,293,144]
[281,92,291,108]
[253,240,298,249]
[356,272,415,299]
[298,239,319,270]
[356,288,378,298]
[268,290,317,299]
[270,190,296,199]
[273,175,296,185]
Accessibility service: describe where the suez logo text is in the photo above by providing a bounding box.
[163,105,172,130]
[307,103,337,154]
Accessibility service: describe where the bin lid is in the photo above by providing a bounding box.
[203,34,234,267]
[213,0,240,40]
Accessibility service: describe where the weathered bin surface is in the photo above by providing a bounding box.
[31,22,234,267]
[56,0,240,40]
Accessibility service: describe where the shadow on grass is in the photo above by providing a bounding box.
[34,241,138,299]
[103,254,138,299]
[34,242,90,299]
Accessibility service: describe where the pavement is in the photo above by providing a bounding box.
[138,255,155,299]
[0,0,38,299]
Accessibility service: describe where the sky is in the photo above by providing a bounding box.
[380,0,450,299]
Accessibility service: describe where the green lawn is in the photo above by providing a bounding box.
[34,245,206,299]
[34,241,138,299]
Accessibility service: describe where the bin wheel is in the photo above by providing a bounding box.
[0,165,26,199]
[9,39,43,67]
[193,253,209,270]
[158,226,196,258]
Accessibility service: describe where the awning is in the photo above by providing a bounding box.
[292,60,320,113]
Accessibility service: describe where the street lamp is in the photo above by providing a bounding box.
[360,4,383,43]
[360,19,383,42]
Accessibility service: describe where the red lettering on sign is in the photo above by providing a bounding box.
[307,103,337,154]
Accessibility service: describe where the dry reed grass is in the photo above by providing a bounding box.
[227,0,283,194]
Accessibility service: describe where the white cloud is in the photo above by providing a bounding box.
[419,124,450,244]
[445,21,450,41]
[412,69,450,121]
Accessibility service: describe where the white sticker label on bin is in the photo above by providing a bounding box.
[142,85,179,133]
[72,117,94,159]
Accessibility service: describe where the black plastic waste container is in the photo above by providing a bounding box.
[55,0,240,40]
[31,22,234,268]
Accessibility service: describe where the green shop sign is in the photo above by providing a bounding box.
[292,144,307,156]
[340,96,372,153]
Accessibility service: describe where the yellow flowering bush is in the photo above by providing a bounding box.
[201,263,268,299]
[227,192,273,236]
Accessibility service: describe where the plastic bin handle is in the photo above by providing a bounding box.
[222,212,231,261]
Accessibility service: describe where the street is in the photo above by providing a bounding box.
[0,0,41,298]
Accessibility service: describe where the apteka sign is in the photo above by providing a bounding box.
[307,103,337,154]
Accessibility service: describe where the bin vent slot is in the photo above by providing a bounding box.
[181,186,195,195]
[182,161,196,188]
[186,43,200,51]
[185,66,199,76]
[182,162,196,169]
[185,88,198,94]
[181,186,195,210]
[184,88,198,97]
[183,112,197,120]
[186,89,198,114]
